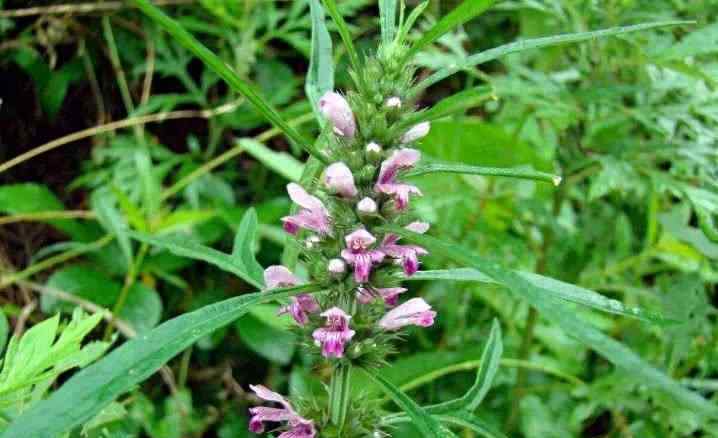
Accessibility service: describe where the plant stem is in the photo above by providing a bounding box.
[104,242,150,339]
[328,362,352,431]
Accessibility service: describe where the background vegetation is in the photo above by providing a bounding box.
[0,0,716,436]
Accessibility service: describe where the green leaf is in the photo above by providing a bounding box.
[130,0,324,162]
[1,284,317,438]
[380,226,718,419]
[410,269,674,325]
[435,411,507,438]
[417,20,694,91]
[306,0,334,125]
[321,0,362,80]
[236,311,296,365]
[406,0,496,60]
[406,160,561,185]
[43,265,162,333]
[134,149,161,219]
[231,208,265,287]
[91,188,133,265]
[427,319,502,414]
[361,367,452,438]
[400,86,494,128]
[127,230,263,289]
[0,309,8,356]
[238,138,304,182]
[379,0,398,45]
[0,183,92,241]
[658,23,718,61]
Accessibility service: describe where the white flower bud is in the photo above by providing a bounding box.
[365,142,383,162]
[328,258,346,275]
[385,96,401,108]
[400,122,430,144]
[357,197,377,215]
[323,162,358,197]
[305,235,321,249]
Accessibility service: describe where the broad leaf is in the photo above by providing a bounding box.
[1,284,318,438]
[362,367,453,438]
[381,226,718,419]
[418,20,693,91]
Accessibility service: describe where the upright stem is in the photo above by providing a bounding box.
[329,362,352,431]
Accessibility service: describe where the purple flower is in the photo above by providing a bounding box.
[340,229,385,283]
[400,121,430,144]
[281,183,331,236]
[279,294,320,326]
[324,162,358,198]
[379,222,430,276]
[319,91,356,138]
[356,286,407,306]
[374,148,422,210]
[264,266,300,289]
[312,307,356,358]
[378,298,436,331]
[248,384,316,437]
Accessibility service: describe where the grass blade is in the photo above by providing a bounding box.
[406,0,496,60]
[417,20,694,91]
[381,226,718,419]
[130,0,325,162]
[410,269,674,325]
[406,161,561,185]
[362,367,454,437]
[231,208,265,288]
[1,284,319,438]
[426,319,502,413]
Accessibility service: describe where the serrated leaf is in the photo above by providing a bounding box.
[361,367,453,438]
[381,226,718,419]
[231,208,265,287]
[1,284,318,437]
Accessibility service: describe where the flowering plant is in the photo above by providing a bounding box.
[3,1,714,438]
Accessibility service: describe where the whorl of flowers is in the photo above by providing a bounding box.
[249,45,433,436]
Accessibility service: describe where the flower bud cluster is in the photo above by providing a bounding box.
[249,45,434,437]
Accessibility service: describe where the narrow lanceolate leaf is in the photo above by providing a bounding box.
[130,0,325,162]
[90,189,133,265]
[382,227,718,419]
[238,138,304,182]
[232,208,265,288]
[399,86,494,128]
[435,411,508,438]
[406,161,561,185]
[417,20,694,91]
[321,0,362,76]
[427,319,502,414]
[379,0,398,45]
[406,0,496,60]
[306,0,334,126]
[127,230,262,289]
[410,269,674,325]
[1,284,318,438]
[362,367,453,438]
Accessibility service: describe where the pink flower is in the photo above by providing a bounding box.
[378,298,436,331]
[279,294,320,326]
[281,183,331,236]
[312,307,356,358]
[324,162,358,198]
[264,266,300,289]
[340,229,385,283]
[319,91,356,137]
[400,121,430,144]
[379,222,430,276]
[356,286,407,306]
[248,384,316,437]
[374,148,422,210]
